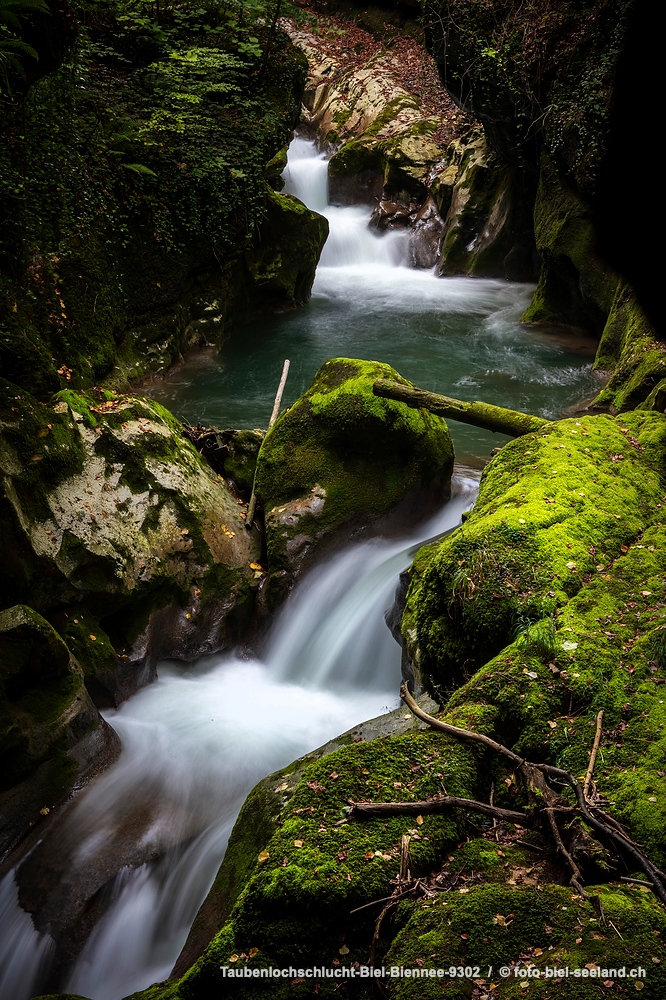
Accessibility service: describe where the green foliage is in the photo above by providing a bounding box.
[0,0,49,93]
[0,0,306,395]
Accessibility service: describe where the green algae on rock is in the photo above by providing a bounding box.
[0,605,117,855]
[402,410,666,696]
[0,382,261,702]
[253,358,454,602]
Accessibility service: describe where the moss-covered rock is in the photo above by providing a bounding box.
[593,283,666,412]
[0,381,261,702]
[0,7,321,399]
[403,410,666,696]
[386,877,666,998]
[243,189,329,314]
[253,358,454,601]
[521,151,618,333]
[0,605,117,855]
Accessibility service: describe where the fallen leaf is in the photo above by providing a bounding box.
[339,945,349,955]
[250,562,264,571]
[89,634,97,641]
[329,772,339,780]
[39,806,50,815]
[294,839,304,848]
[566,561,577,570]
[364,851,374,860]
[258,850,270,863]
[229,954,239,963]
[249,947,259,957]
[635,983,644,991]
[416,815,424,825]
[562,640,578,651]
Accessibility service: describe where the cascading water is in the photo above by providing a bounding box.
[282,137,407,268]
[0,475,478,1000]
[0,135,596,1000]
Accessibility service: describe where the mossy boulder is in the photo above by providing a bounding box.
[243,189,329,314]
[436,131,536,282]
[403,410,666,696]
[0,605,117,855]
[253,358,454,601]
[521,151,618,333]
[386,877,666,998]
[0,381,261,702]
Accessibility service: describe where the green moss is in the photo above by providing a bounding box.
[593,284,666,412]
[406,412,666,695]
[387,881,666,998]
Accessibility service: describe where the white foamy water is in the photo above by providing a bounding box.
[0,135,591,1000]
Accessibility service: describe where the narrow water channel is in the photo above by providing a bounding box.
[0,137,600,1000]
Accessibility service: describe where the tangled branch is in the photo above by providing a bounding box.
[348,683,666,909]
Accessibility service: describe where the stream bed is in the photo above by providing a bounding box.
[0,137,601,1000]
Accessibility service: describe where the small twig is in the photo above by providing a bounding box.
[620,876,654,886]
[608,919,624,940]
[399,834,411,883]
[514,839,546,852]
[583,710,604,801]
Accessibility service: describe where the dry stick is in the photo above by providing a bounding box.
[245,359,290,529]
[583,710,605,801]
[399,834,411,883]
[349,795,528,826]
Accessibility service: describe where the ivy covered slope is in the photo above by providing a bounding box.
[422,0,666,411]
[0,0,327,399]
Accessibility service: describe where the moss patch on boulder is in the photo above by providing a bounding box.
[403,411,666,696]
[253,358,454,600]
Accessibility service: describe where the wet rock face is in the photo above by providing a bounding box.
[0,605,119,857]
[0,382,262,704]
[254,357,454,605]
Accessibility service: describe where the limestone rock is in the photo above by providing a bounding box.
[0,381,262,703]
[254,358,454,604]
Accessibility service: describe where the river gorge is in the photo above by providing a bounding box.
[1,3,665,999]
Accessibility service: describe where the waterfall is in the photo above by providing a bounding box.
[0,468,478,1000]
[282,136,407,268]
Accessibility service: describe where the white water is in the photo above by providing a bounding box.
[2,473,475,1000]
[0,137,552,1000]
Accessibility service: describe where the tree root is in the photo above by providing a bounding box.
[348,683,666,909]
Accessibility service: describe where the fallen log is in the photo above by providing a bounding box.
[373,379,551,438]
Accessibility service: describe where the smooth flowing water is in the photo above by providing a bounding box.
[0,477,477,1000]
[1,137,600,1000]
[147,136,599,468]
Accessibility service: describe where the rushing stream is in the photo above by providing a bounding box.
[148,136,599,468]
[0,137,600,1000]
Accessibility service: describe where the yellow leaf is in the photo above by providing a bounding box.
[534,948,543,956]
[258,850,269,863]
[229,954,239,963]
[39,807,50,815]
[250,562,263,571]
[294,839,304,848]
[635,983,644,991]
[416,815,424,825]
[339,945,349,955]
[89,634,97,641]
[249,947,259,958]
